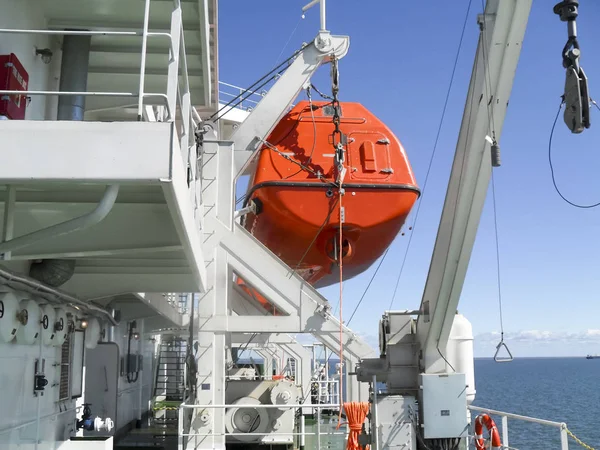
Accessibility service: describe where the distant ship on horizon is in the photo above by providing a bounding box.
[586,355,599,359]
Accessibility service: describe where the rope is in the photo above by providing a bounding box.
[271,15,303,70]
[338,189,344,416]
[490,170,506,347]
[347,248,389,324]
[288,195,340,278]
[566,427,596,450]
[343,402,370,450]
[548,99,600,208]
[388,0,474,309]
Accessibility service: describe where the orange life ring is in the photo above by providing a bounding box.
[474,413,502,450]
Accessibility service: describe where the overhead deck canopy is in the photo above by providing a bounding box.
[0,0,218,301]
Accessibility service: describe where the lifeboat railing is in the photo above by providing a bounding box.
[468,405,571,450]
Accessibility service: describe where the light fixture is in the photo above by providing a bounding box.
[35,48,53,64]
[79,319,89,329]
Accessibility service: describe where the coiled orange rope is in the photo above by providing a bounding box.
[343,402,370,450]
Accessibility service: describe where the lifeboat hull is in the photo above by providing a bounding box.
[242,101,419,288]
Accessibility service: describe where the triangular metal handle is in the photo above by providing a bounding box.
[494,340,513,363]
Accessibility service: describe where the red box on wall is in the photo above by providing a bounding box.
[0,53,29,120]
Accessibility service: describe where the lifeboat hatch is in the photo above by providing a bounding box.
[348,131,393,181]
[233,272,287,316]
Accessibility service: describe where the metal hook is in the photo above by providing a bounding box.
[494,337,513,363]
[554,0,591,133]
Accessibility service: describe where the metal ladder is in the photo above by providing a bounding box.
[154,338,187,401]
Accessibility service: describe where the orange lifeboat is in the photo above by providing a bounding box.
[240,100,419,289]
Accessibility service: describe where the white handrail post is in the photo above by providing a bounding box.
[178,405,184,450]
[501,416,509,449]
[166,5,182,121]
[316,405,321,450]
[560,424,569,450]
[372,375,379,450]
[137,0,151,120]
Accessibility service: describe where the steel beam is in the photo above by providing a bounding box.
[415,0,533,374]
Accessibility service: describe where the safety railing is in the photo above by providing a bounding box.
[178,402,346,450]
[469,405,570,450]
[218,81,265,112]
[0,0,200,166]
[164,293,190,315]
[314,378,340,406]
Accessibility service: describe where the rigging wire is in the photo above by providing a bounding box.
[288,195,340,278]
[232,333,258,366]
[310,83,334,101]
[490,170,505,340]
[479,0,497,140]
[386,0,474,311]
[272,15,303,70]
[549,100,600,208]
[213,70,285,123]
[337,190,344,415]
[209,49,300,122]
[345,248,389,325]
[282,86,318,180]
[263,139,338,188]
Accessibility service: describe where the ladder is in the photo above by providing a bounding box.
[153,338,187,401]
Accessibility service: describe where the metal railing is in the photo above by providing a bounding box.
[314,378,340,406]
[218,81,265,112]
[469,405,570,450]
[178,402,345,450]
[0,0,198,165]
[164,293,190,315]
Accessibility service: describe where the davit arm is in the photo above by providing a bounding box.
[230,30,349,176]
[415,0,533,375]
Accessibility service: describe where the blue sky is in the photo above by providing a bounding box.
[217,1,600,357]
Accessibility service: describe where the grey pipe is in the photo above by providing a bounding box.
[0,265,117,325]
[106,308,116,342]
[57,33,91,121]
[0,185,119,256]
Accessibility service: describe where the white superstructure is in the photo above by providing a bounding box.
[0,0,594,449]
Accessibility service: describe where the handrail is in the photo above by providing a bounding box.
[469,405,569,450]
[178,402,346,448]
[0,0,188,123]
[217,80,266,112]
[469,405,565,428]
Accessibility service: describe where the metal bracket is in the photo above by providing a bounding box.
[563,64,590,134]
[554,0,591,133]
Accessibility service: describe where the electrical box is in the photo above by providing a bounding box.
[0,53,29,120]
[420,373,468,439]
[374,395,416,450]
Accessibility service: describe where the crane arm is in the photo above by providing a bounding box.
[229,31,349,176]
[415,0,533,374]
